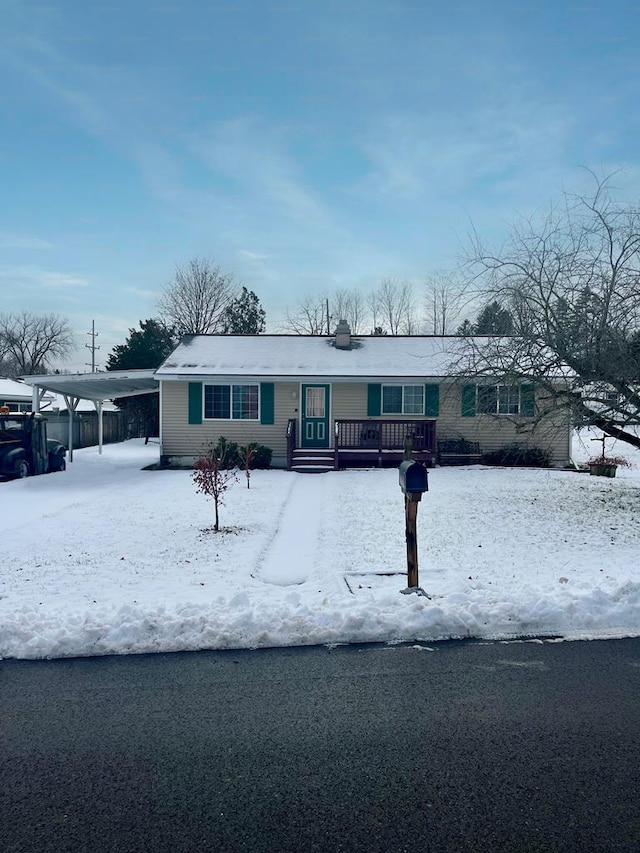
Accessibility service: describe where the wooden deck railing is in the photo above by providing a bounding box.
[334,419,436,466]
[335,419,435,450]
[287,418,436,469]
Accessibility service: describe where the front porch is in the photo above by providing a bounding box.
[287,418,437,471]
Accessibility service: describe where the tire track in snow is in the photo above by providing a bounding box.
[254,474,328,586]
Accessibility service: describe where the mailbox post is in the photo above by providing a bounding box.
[398,460,429,594]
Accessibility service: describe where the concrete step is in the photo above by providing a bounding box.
[291,451,333,458]
[290,451,334,473]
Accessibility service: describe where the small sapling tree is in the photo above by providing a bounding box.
[238,443,256,489]
[192,442,237,532]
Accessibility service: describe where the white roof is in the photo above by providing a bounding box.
[20,370,158,402]
[156,335,464,380]
[0,377,55,404]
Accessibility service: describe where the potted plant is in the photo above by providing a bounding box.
[587,454,631,478]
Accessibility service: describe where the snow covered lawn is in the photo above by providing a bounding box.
[1,435,639,659]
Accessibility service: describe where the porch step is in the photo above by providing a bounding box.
[290,450,335,473]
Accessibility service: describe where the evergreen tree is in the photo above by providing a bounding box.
[220,287,266,334]
[473,302,514,335]
[107,319,176,441]
[106,319,175,371]
[456,303,513,335]
[456,319,475,336]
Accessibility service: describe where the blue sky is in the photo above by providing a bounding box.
[2,0,639,370]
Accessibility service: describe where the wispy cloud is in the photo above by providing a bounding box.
[0,232,53,250]
[353,96,574,205]
[2,28,180,193]
[3,0,639,346]
[238,250,272,262]
[0,265,89,290]
[125,286,158,300]
[5,34,112,135]
[185,117,334,228]
[237,248,279,283]
[180,116,408,295]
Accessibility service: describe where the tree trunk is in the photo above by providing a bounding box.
[579,406,640,450]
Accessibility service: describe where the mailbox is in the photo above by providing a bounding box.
[398,460,428,499]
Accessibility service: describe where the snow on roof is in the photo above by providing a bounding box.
[156,335,464,380]
[20,370,158,401]
[0,379,117,412]
[0,377,55,403]
[0,377,32,400]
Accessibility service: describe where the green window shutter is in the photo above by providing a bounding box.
[520,382,535,417]
[367,384,381,416]
[260,382,274,424]
[461,384,477,417]
[425,384,440,417]
[188,382,202,424]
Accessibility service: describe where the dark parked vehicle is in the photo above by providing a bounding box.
[0,409,66,478]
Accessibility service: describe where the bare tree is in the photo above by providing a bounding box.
[366,288,383,334]
[457,175,640,450]
[158,258,238,336]
[423,273,468,335]
[0,333,19,376]
[282,281,422,336]
[0,356,18,377]
[282,287,373,335]
[372,278,417,335]
[332,288,367,333]
[0,311,74,376]
[282,295,330,335]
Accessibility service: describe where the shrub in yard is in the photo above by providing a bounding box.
[480,444,551,468]
[214,437,272,471]
[214,436,239,469]
[247,443,272,469]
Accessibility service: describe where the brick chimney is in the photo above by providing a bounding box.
[334,319,351,349]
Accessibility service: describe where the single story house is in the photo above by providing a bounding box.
[155,326,572,471]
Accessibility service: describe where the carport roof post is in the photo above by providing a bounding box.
[21,370,159,460]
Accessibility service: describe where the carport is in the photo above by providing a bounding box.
[20,371,158,462]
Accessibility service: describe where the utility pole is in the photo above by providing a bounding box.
[85,320,100,372]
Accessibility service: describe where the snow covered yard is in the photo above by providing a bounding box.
[1,434,639,659]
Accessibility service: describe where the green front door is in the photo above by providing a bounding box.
[301,384,330,448]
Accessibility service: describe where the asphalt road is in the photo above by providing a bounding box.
[2,638,640,853]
